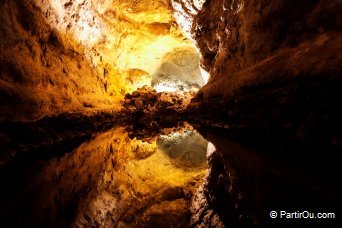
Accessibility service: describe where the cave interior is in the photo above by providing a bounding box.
[0,0,341,227]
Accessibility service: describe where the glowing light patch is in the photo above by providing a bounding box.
[171,0,206,41]
[157,130,208,169]
[171,2,194,39]
[114,35,191,74]
[206,142,216,157]
[36,0,104,47]
[153,80,200,93]
[155,84,179,93]
[200,66,210,84]
[193,0,206,10]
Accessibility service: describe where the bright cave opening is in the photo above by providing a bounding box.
[152,47,207,93]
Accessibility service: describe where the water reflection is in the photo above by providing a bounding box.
[192,126,341,227]
[0,124,208,227]
[3,121,338,227]
[157,130,208,169]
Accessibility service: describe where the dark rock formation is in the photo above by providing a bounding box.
[171,0,342,227]
[192,126,341,227]
[173,0,342,148]
[0,110,122,169]
[122,86,194,130]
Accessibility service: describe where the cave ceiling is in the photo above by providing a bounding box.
[34,0,198,95]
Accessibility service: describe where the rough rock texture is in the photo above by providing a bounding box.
[1,0,341,227]
[171,0,342,227]
[122,86,195,131]
[152,46,205,92]
[0,0,197,121]
[0,0,116,121]
[33,0,198,95]
[173,0,342,148]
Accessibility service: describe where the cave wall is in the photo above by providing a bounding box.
[170,1,342,226]
[0,0,113,121]
[152,46,205,92]
[173,0,341,85]
[173,0,342,146]
[0,0,196,121]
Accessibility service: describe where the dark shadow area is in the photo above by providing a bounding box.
[192,124,341,227]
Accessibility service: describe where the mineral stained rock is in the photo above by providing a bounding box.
[0,0,196,121]
[170,1,342,227]
[172,0,342,148]
[122,86,194,128]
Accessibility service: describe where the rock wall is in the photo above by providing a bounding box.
[173,0,342,147]
[171,1,342,226]
[0,0,196,121]
[0,0,114,121]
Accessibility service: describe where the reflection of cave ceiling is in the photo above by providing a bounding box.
[157,130,208,169]
[34,0,198,95]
